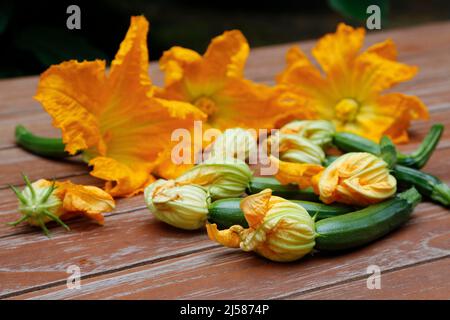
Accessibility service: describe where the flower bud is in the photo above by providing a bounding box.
[207,189,316,262]
[206,128,257,162]
[270,133,325,164]
[144,179,209,230]
[280,120,335,147]
[175,158,253,199]
[315,152,397,205]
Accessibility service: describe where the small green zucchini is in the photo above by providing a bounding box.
[393,165,450,207]
[208,198,353,229]
[247,177,319,201]
[333,124,444,169]
[315,188,421,251]
[15,125,73,158]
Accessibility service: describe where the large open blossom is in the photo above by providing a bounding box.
[277,23,428,143]
[34,16,205,197]
[155,30,311,132]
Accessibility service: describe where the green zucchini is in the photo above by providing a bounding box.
[393,165,450,207]
[315,188,421,251]
[15,125,73,158]
[333,124,444,169]
[208,198,353,229]
[247,177,319,201]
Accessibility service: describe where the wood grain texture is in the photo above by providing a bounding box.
[0,21,449,300]
[9,203,449,300]
[291,258,450,300]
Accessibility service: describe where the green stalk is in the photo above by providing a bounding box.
[333,124,444,169]
[15,125,74,158]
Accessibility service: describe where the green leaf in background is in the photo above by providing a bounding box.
[0,2,14,34]
[13,26,108,67]
[328,0,390,24]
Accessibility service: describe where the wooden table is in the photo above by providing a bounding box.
[0,22,449,300]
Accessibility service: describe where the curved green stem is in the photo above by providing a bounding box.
[15,125,75,158]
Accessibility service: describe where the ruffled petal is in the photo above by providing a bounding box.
[271,156,324,189]
[206,223,243,248]
[56,181,115,225]
[240,189,272,228]
[365,38,397,60]
[34,60,107,154]
[312,23,365,73]
[204,30,249,78]
[89,157,155,197]
[159,46,202,86]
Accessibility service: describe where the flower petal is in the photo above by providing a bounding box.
[89,156,155,197]
[312,23,365,73]
[57,181,115,225]
[206,223,243,248]
[240,189,272,228]
[204,30,249,78]
[34,60,107,154]
[365,38,397,60]
[271,156,324,189]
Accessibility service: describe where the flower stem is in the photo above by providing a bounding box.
[15,124,75,158]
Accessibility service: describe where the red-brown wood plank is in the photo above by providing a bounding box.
[8,203,449,300]
[291,258,450,300]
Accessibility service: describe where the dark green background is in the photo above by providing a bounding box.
[1,0,449,78]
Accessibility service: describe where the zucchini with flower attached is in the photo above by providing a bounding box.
[208,197,354,229]
[333,124,444,169]
[247,176,319,201]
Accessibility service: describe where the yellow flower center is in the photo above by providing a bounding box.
[194,96,218,116]
[334,98,359,122]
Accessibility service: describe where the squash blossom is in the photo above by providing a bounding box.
[270,133,325,165]
[206,189,317,262]
[277,23,429,143]
[279,120,335,148]
[34,16,205,197]
[206,128,257,162]
[155,30,312,132]
[313,152,397,205]
[9,176,115,236]
[144,179,209,230]
[175,158,253,200]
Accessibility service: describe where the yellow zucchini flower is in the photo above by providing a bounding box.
[277,23,428,143]
[206,189,317,262]
[156,30,311,131]
[34,16,205,197]
[205,127,257,162]
[144,179,209,230]
[313,152,397,206]
[9,176,115,236]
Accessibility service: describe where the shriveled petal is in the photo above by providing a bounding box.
[57,181,115,225]
[271,156,324,189]
[240,189,272,229]
[206,223,243,248]
[34,60,107,154]
[89,157,155,197]
[312,23,365,73]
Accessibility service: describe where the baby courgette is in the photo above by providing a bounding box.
[208,198,353,229]
[333,124,444,169]
[247,176,319,201]
[315,188,421,251]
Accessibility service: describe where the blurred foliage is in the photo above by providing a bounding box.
[328,0,389,23]
[0,0,449,78]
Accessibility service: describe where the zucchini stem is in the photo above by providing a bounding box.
[15,125,75,158]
